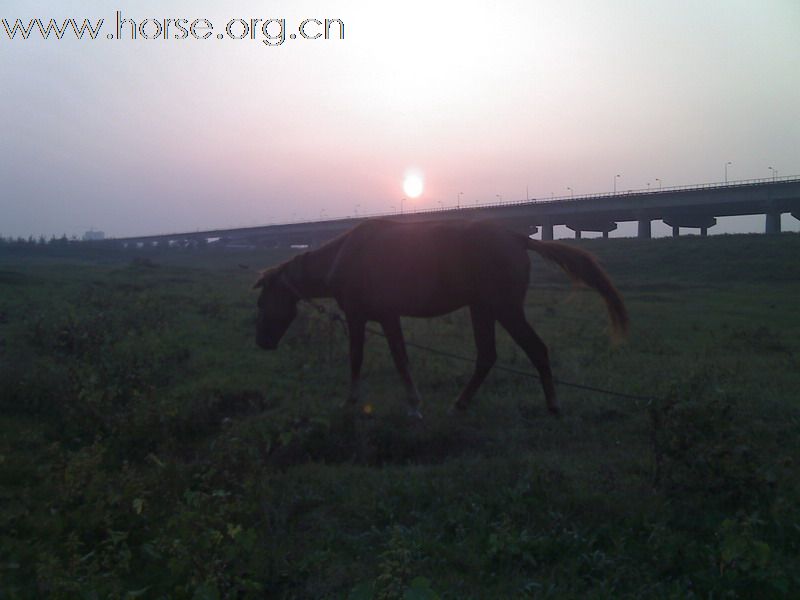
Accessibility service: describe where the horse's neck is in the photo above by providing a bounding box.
[293,237,343,298]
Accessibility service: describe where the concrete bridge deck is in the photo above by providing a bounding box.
[112,175,800,247]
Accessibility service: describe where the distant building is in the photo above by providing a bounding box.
[83,229,105,241]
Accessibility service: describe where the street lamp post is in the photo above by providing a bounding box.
[656,178,662,190]
[768,166,777,182]
[614,174,621,193]
[401,197,405,214]
[496,194,502,202]
[725,161,732,183]
[458,191,463,208]
[567,186,573,198]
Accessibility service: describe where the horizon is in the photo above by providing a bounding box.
[2,0,799,239]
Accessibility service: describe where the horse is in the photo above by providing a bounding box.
[253,218,628,418]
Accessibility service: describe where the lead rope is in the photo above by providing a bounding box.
[291,295,659,405]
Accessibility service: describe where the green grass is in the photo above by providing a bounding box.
[1,233,800,598]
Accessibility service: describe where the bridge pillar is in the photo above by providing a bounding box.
[602,230,609,239]
[663,215,716,237]
[541,223,554,241]
[637,219,652,239]
[765,212,782,234]
[565,220,616,239]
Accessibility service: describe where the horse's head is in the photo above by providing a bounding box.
[253,266,298,350]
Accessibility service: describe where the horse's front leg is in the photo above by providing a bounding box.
[345,314,366,406]
[380,316,423,419]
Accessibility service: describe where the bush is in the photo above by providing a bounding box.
[650,386,773,512]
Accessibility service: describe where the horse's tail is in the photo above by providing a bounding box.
[526,239,629,339]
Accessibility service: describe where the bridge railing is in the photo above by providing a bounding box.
[275,174,800,224]
[109,174,800,240]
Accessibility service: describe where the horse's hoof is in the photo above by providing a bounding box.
[407,408,423,420]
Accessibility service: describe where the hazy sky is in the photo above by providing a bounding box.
[1,0,799,239]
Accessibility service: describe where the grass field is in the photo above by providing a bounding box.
[1,232,800,598]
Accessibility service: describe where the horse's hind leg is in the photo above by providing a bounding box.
[346,314,366,406]
[453,305,497,412]
[380,316,423,419]
[497,306,559,415]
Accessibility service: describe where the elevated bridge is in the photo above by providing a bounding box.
[114,175,800,248]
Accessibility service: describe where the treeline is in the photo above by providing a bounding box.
[0,234,77,245]
[0,234,129,261]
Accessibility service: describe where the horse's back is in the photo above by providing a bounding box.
[329,219,530,316]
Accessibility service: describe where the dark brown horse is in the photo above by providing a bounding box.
[254,219,627,418]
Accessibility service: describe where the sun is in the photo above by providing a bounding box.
[402,171,424,198]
